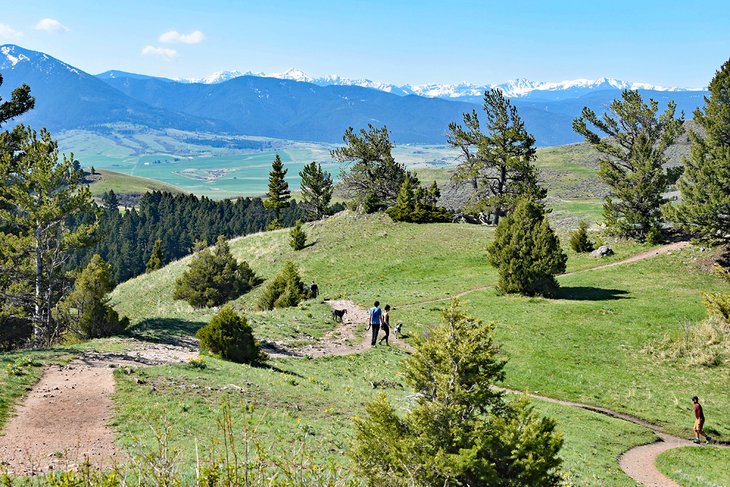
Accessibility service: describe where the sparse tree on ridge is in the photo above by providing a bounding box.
[331,124,409,212]
[447,88,546,225]
[573,90,684,241]
[299,161,333,220]
[487,199,567,297]
[665,58,730,245]
[264,154,291,228]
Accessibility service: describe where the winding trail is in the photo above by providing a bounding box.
[0,240,711,482]
[0,340,197,475]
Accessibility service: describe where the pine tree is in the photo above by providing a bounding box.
[570,221,595,253]
[331,125,408,212]
[54,255,129,339]
[351,299,563,486]
[487,199,567,296]
[387,176,452,223]
[263,154,290,227]
[289,220,307,250]
[573,90,684,241]
[299,161,333,220]
[666,58,730,245]
[145,239,164,272]
[257,261,309,310]
[0,127,96,344]
[174,236,257,308]
[447,89,546,224]
[0,73,34,127]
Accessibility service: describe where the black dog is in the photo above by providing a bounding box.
[332,309,347,322]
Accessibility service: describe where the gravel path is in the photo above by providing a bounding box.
[0,341,197,475]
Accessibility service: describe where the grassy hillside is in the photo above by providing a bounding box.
[102,211,729,484]
[85,169,184,202]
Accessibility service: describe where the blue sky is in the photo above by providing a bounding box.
[1,0,728,87]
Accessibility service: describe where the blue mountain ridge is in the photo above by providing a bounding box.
[0,44,709,146]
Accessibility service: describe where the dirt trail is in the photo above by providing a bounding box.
[0,341,197,475]
[311,300,722,487]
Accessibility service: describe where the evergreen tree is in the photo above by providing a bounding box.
[0,127,96,344]
[386,176,452,223]
[666,59,730,245]
[570,222,595,253]
[0,73,34,127]
[257,261,309,310]
[447,89,546,224]
[174,236,257,308]
[351,299,563,486]
[289,220,307,250]
[487,200,567,296]
[196,305,265,364]
[145,239,164,272]
[573,90,684,241]
[299,161,333,220]
[263,154,291,227]
[331,124,409,212]
[54,255,129,339]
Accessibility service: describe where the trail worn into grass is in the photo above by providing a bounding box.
[308,300,721,487]
[0,340,197,476]
[400,240,691,308]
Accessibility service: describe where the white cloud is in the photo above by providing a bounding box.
[0,23,23,40]
[141,45,178,60]
[159,30,204,44]
[34,18,70,33]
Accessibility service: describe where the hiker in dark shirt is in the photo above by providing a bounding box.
[309,280,319,298]
[367,301,382,346]
[692,396,713,444]
[379,304,391,346]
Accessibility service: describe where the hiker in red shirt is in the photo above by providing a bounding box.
[692,396,713,444]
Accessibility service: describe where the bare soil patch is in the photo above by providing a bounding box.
[0,340,197,475]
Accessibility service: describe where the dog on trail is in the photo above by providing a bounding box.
[394,322,403,339]
[331,309,347,322]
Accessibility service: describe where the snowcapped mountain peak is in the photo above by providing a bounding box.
[1,45,31,68]
[269,68,314,83]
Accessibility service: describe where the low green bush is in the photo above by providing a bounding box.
[196,305,265,364]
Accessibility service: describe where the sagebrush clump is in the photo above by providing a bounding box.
[196,305,265,364]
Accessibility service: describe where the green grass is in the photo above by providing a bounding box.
[87,169,185,198]
[656,446,730,487]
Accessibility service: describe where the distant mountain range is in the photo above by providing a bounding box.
[175,67,703,102]
[0,44,710,146]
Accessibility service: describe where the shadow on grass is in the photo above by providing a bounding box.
[556,286,630,301]
[126,318,206,344]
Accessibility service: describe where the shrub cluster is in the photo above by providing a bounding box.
[55,254,129,339]
[289,220,307,250]
[569,222,595,253]
[386,177,451,223]
[257,262,311,310]
[196,305,265,364]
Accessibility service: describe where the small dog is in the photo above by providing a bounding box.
[394,323,403,339]
[331,309,347,322]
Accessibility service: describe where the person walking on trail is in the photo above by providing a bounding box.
[692,396,713,444]
[367,301,382,347]
[379,304,391,346]
[309,280,319,298]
